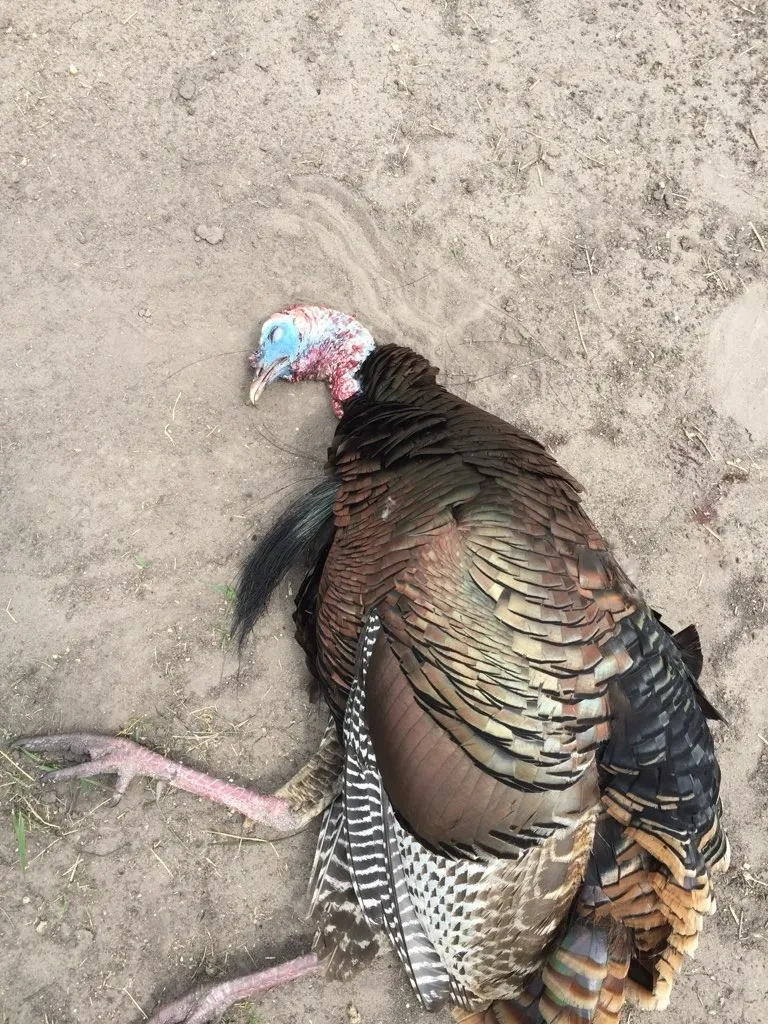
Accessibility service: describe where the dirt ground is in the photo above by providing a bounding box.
[1,0,767,1022]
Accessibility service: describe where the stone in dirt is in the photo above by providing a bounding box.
[194,224,225,245]
[177,78,196,101]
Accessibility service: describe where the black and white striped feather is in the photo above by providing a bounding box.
[310,611,451,1009]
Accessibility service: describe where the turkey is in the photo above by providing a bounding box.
[18,304,729,1024]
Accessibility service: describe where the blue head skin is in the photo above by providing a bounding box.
[248,315,301,402]
[248,305,375,416]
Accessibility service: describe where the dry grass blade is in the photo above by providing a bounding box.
[573,309,588,357]
[0,747,35,782]
[150,847,174,877]
[22,797,62,830]
[206,829,269,844]
[122,987,148,1020]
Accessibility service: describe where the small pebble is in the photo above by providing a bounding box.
[194,224,225,245]
[177,78,196,101]
[36,919,49,934]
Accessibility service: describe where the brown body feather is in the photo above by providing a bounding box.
[282,344,728,1019]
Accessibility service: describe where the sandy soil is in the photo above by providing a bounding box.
[2,1,767,1022]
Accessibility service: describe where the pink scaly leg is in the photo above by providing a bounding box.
[17,727,342,832]
[145,953,322,1024]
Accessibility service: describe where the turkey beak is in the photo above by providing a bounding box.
[248,358,289,405]
[248,368,270,406]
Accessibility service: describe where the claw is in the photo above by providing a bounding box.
[45,761,134,805]
[14,733,142,803]
[17,732,114,761]
[19,734,110,761]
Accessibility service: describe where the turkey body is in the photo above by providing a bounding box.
[236,344,728,1023]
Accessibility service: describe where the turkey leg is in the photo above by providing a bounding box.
[17,722,342,832]
[143,952,322,1024]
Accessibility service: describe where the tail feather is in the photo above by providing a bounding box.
[539,921,614,1023]
[453,923,630,1024]
[453,1005,540,1024]
[593,949,630,1024]
[452,980,543,1024]
[233,475,337,646]
[651,611,725,723]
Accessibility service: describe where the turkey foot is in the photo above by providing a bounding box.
[145,952,321,1024]
[17,730,341,832]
